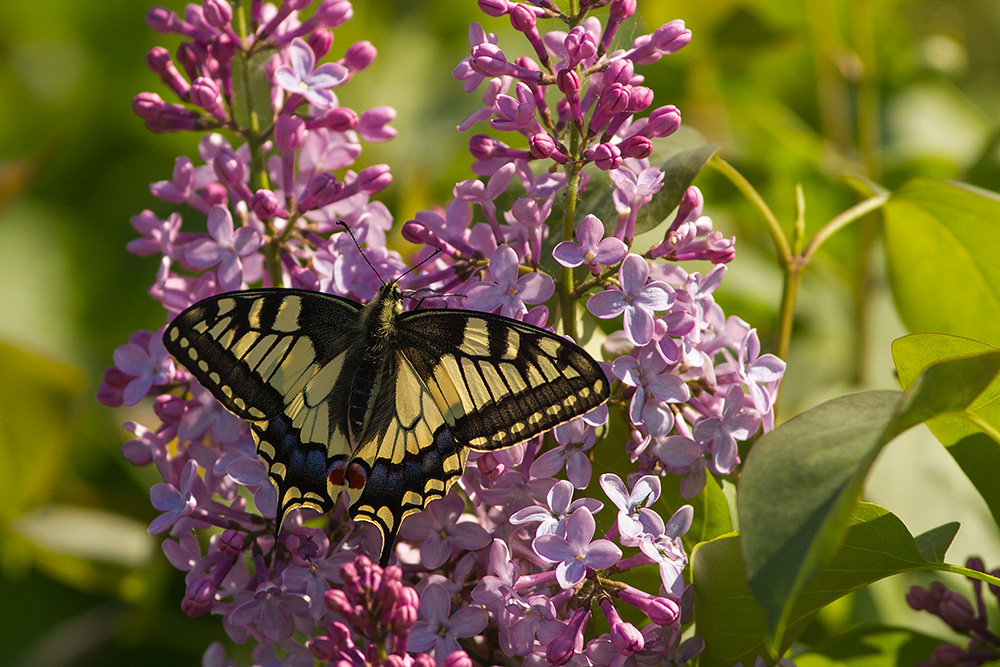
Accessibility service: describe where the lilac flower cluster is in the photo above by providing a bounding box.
[907,557,1000,667]
[101,0,785,665]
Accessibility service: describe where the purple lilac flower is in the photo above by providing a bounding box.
[588,254,674,346]
[693,384,760,474]
[464,244,555,318]
[397,491,491,569]
[638,505,693,597]
[600,473,663,544]
[185,205,261,291]
[273,37,349,108]
[553,213,628,275]
[510,479,603,538]
[533,507,622,588]
[408,583,488,664]
[112,329,173,406]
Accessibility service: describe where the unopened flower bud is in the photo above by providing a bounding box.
[181,578,215,616]
[217,528,244,556]
[611,621,644,655]
[586,143,622,170]
[250,189,280,219]
[133,92,166,119]
[313,0,353,28]
[307,107,358,131]
[478,0,510,17]
[343,41,377,72]
[202,0,232,28]
[604,58,634,86]
[357,164,392,194]
[275,115,307,152]
[620,135,653,158]
[546,636,576,666]
[308,29,334,59]
[647,596,680,625]
[442,651,473,667]
[147,7,179,33]
[643,105,681,138]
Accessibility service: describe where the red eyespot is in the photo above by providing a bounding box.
[347,462,367,490]
[328,461,347,486]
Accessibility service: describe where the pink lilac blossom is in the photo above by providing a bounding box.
[101,1,786,665]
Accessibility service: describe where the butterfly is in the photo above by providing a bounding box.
[163,281,610,565]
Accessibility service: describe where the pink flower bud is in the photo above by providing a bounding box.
[611,621,645,655]
[324,589,353,616]
[652,19,692,54]
[556,68,580,97]
[627,85,653,112]
[145,46,172,73]
[509,3,536,32]
[147,7,179,33]
[643,105,681,138]
[306,107,358,131]
[307,636,337,661]
[190,77,222,114]
[251,189,280,219]
[343,41,377,71]
[275,115,307,152]
[301,173,342,209]
[153,394,186,422]
[212,32,236,64]
[610,0,637,20]
[528,132,568,163]
[471,43,509,77]
[133,92,166,119]
[586,143,622,170]
[313,0,353,28]
[647,596,680,625]
[181,578,215,616]
[620,135,652,158]
[546,636,576,666]
[202,0,232,28]
[213,150,246,187]
[308,29,334,59]
[217,528,244,556]
[357,164,392,194]
[604,58,634,86]
[565,26,597,65]
[478,0,510,17]
[442,651,473,667]
[470,134,498,160]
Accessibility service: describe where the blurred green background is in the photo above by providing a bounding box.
[2,0,999,664]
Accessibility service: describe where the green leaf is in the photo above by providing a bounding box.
[633,142,722,236]
[792,625,945,667]
[692,504,944,667]
[738,351,1000,642]
[892,334,1000,526]
[0,341,85,525]
[580,142,721,237]
[884,178,1000,346]
[913,522,960,563]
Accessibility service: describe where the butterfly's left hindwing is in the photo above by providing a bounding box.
[164,284,610,566]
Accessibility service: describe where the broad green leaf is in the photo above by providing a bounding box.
[693,504,943,667]
[581,142,721,237]
[0,341,85,524]
[892,334,1000,526]
[913,522,960,563]
[633,142,722,236]
[884,178,1000,346]
[793,626,945,667]
[739,352,1000,642]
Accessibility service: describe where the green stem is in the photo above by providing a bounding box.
[709,158,791,265]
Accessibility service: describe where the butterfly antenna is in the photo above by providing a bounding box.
[338,220,385,286]
[396,247,442,283]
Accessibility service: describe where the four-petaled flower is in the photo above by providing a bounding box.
[533,507,622,588]
[273,38,349,108]
[148,459,201,535]
[553,213,628,275]
[693,384,760,474]
[600,473,663,545]
[510,479,603,538]
[398,491,491,569]
[588,254,674,346]
[185,205,261,291]
[408,583,489,665]
[465,244,554,319]
[112,328,173,406]
[639,505,693,596]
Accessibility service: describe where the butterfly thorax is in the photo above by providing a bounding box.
[345,283,404,447]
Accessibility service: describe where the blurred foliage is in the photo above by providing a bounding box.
[1,0,999,664]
